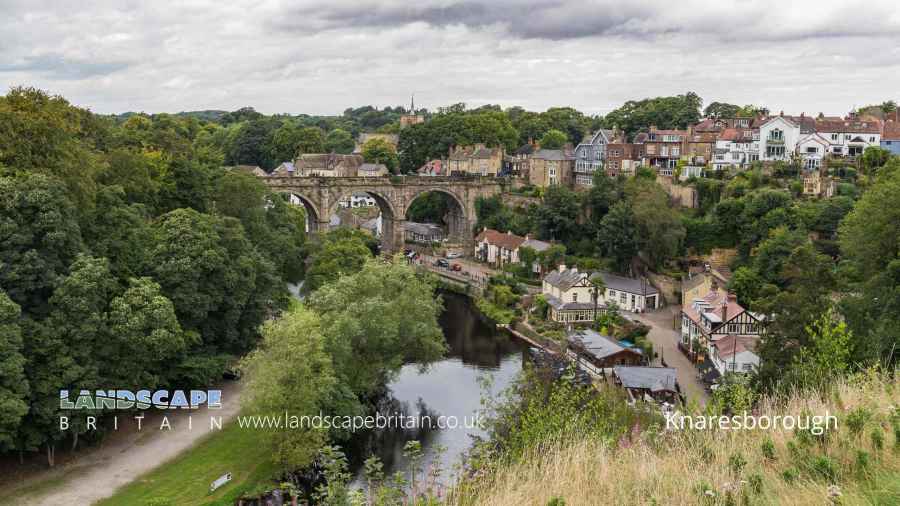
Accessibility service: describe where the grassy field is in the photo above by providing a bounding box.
[449,372,900,505]
[97,420,278,506]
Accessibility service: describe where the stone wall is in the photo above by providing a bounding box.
[656,176,699,208]
[646,271,680,307]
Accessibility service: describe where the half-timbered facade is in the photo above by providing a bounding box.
[680,289,764,361]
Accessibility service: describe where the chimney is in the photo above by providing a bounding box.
[779,110,784,117]
[721,299,728,325]
[507,230,512,236]
[727,292,737,303]
[558,264,566,273]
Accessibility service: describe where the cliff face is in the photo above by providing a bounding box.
[450,373,900,506]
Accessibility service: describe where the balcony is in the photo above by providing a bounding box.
[766,138,784,145]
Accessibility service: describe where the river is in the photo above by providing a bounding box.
[347,291,526,488]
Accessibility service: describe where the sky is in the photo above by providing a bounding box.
[1,0,898,117]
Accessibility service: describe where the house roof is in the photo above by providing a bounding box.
[713,334,759,359]
[522,238,551,252]
[475,228,526,251]
[568,329,642,360]
[543,266,588,291]
[633,132,649,143]
[683,289,747,329]
[592,272,658,296]
[516,144,535,155]
[613,366,678,392]
[719,128,754,142]
[545,294,598,312]
[815,119,882,134]
[883,121,900,141]
[295,153,364,170]
[532,149,573,161]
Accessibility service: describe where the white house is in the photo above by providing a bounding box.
[338,192,377,209]
[711,334,759,375]
[797,133,831,170]
[758,116,801,162]
[595,272,660,312]
[542,265,603,323]
[474,228,526,267]
[712,128,759,170]
[814,118,882,158]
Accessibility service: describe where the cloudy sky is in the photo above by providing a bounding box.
[1,0,898,116]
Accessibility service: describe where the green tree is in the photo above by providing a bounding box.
[0,86,99,205]
[603,92,703,139]
[838,164,900,362]
[324,128,355,154]
[361,138,399,173]
[157,157,213,213]
[0,174,84,316]
[242,305,336,472]
[859,146,891,173]
[535,185,580,243]
[308,258,446,401]
[83,185,153,279]
[305,230,373,292]
[597,202,638,272]
[783,309,852,391]
[703,102,741,119]
[538,129,568,150]
[0,290,28,452]
[227,118,278,169]
[627,179,685,267]
[107,277,189,389]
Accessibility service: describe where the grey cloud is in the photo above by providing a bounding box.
[0,54,130,79]
[274,0,900,42]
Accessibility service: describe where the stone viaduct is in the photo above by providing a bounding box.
[258,175,504,252]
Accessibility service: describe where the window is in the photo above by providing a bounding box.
[870,136,876,143]
[572,292,578,303]
[831,133,838,141]
[769,129,783,141]
[742,363,753,371]
[806,146,817,154]
[609,289,616,297]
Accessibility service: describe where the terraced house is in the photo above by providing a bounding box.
[573,129,614,187]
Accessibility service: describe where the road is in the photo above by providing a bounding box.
[631,306,709,407]
[6,381,243,505]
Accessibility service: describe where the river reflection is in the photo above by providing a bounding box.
[348,291,526,486]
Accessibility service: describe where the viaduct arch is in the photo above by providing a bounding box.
[259,175,504,252]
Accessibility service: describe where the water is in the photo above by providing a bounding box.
[348,291,526,487]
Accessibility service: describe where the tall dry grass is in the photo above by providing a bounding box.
[449,370,900,505]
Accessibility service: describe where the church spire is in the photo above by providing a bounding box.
[410,93,415,114]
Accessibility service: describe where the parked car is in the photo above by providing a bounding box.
[451,263,462,271]
[445,250,463,259]
[436,259,450,268]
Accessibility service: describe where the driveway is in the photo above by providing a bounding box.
[631,307,709,407]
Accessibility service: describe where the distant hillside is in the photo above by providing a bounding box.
[113,110,228,122]
[450,373,900,505]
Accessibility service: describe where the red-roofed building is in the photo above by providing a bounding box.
[474,228,527,267]
[680,288,765,364]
